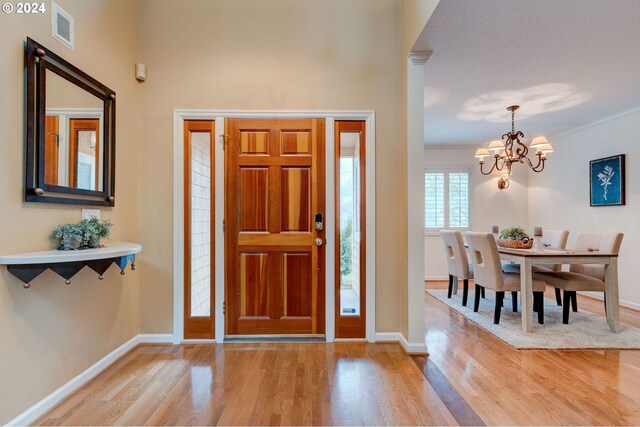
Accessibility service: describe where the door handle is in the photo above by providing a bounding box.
[314,238,323,247]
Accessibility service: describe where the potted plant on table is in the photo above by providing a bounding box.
[497,226,533,249]
[49,223,84,250]
[49,218,113,250]
[80,218,113,248]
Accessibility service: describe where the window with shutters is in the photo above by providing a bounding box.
[424,169,471,232]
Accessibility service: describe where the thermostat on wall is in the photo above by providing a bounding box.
[135,63,146,81]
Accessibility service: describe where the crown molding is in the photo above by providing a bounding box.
[408,51,432,65]
[552,104,640,140]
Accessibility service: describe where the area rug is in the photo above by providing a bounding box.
[427,289,640,349]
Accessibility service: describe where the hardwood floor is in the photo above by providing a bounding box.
[425,281,640,425]
[35,283,640,425]
[35,343,456,426]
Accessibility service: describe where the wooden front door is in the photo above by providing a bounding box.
[225,118,326,335]
[44,116,59,185]
[69,118,100,190]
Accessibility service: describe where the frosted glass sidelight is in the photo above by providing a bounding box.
[190,132,212,317]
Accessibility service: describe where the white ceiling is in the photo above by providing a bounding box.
[417,0,640,146]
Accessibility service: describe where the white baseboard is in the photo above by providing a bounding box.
[6,330,432,425]
[425,276,448,281]
[374,332,428,355]
[6,335,141,426]
[139,333,175,344]
[579,291,640,312]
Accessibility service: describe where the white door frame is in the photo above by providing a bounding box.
[172,110,376,344]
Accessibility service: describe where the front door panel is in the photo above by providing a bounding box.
[225,118,325,335]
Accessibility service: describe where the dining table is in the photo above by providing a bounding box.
[497,247,620,333]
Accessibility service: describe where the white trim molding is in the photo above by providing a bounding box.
[139,334,174,344]
[408,51,431,65]
[407,52,431,349]
[172,110,377,344]
[552,103,640,139]
[6,335,138,426]
[579,291,640,312]
[374,332,428,355]
[5,334,176,426]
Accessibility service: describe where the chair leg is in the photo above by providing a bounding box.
[511,291,518,312]
[555,287,562,306]
[604,293,607,316]
[562,290,571,324]
[494,291,504,324]
[481,287,485,298]
[533,295,538,313]
[571,291,578,312]
[473,283,484,313]
[535,292,544,324]
[447,275,453,298]
[462,279,469,307]
[474,285,482,312]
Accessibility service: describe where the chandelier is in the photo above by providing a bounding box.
[474,105,553,188]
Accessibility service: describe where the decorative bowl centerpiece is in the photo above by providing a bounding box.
[497,226,533,249]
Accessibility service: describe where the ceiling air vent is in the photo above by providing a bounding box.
[51,1,74,50]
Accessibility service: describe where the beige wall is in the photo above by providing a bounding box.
[401,0,439,53]
[528,110,640,306]
[138,0,408,334]
[0,0,141,423]
[424,146,529,279]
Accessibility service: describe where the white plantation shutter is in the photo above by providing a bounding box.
[424,173,445,228]
[448,172,469,228]
[424,169,471,230]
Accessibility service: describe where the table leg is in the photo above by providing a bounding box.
[520,257,533,333]
[604,257,621,333]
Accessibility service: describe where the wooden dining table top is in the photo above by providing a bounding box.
[495,247,619,257]
[463,243,618,257]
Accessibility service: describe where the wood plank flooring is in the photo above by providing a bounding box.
[35,343,456,426]
[425,282,640,425]
[35,283,640,425]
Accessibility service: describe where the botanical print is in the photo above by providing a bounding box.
[597,165,615,201]
[590,155,625,207]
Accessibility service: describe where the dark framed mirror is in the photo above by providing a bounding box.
[25,37,116,206]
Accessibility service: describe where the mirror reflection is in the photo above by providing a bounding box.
[45,70,104,191]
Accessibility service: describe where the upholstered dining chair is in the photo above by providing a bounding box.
[465,232,547,325]
[440,230,474,306]
[503,229,569,306]
[534,231,623,324]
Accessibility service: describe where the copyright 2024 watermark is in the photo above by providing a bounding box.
[2,2,46,13]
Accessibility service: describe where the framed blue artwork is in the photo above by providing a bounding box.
[590,154,625,207]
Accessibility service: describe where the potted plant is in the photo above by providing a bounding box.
[84,218,113,248]
[49,223,83,250]
[49,218,113,250]
[497,226,533,249]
